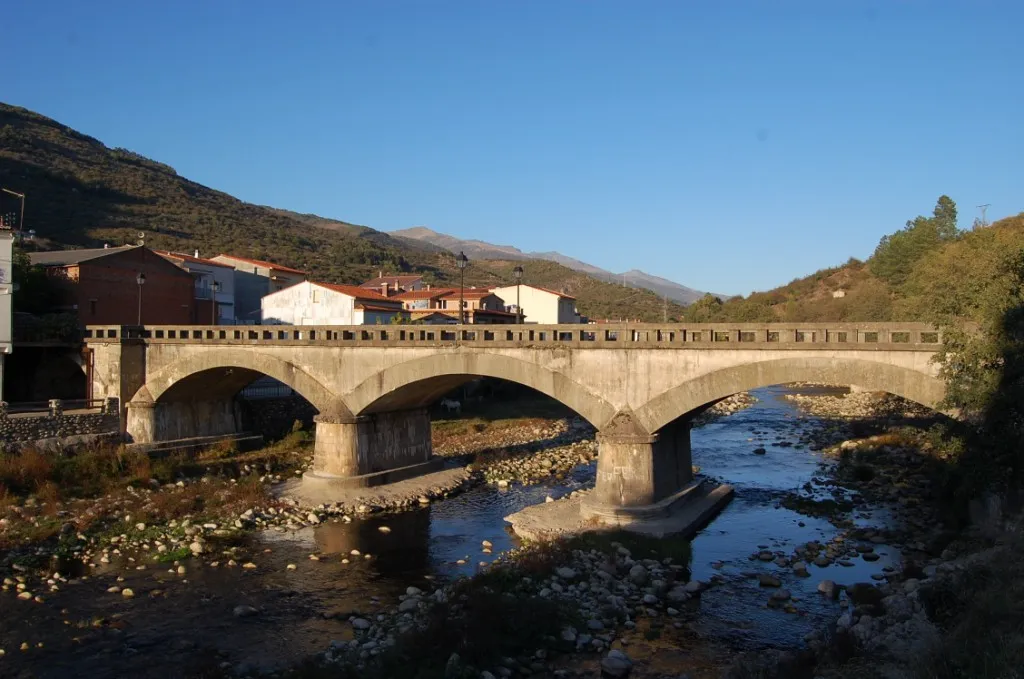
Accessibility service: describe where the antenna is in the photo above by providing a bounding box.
[976,204,990,228]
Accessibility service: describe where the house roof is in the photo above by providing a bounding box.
[439,289,500,300]
[393,288,456,300]
[214,254,307,275]
[360,274,424,287]
[155,250,233,269]
[492,283,576,301]
[314,282,402,304]
[29,245,134,267]
[355,303,407,312]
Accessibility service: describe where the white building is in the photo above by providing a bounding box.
[490,284,581,324]
[261,281,406,326]
[0,228,12,401]
[156,250,237,324]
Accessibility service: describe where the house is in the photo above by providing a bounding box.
[210,254,307,324]
[0,227,12,401]
[490,284,581,324]
[360,272,425,297]
[155,250,236,324]
[29,245,195,325]
[394,287,517,324]
[261,281,407,326]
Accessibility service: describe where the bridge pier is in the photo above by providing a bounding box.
[303,408,442,489]
[582,414,697,523]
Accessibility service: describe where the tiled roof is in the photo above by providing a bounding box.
[439,289,498,300]
[155,250,233,269]
[355,303,406,312]
[29,246,133,266]
[214,254,307,275]
[315,282,401,304]
[393,288,455,300]
[493,283,576,300]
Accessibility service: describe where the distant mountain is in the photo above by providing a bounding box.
[391,227,708,304]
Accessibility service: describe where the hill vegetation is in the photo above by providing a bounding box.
[0,102,680,322]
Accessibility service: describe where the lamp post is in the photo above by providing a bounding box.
[455,251,469,324]
[211,279,221,325]
[136,272,146,325]
[1,188,25,233]
[512,265,524,324]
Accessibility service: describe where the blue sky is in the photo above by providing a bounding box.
[4,1,1022,295]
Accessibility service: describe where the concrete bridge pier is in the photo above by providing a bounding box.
[303,407,442,489]
[582,412,697,523]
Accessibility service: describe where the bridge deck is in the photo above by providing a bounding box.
[84,322,940,351]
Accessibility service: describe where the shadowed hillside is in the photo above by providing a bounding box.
[0,102,683,322]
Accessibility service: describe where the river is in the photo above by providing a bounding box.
[0,385,904,678]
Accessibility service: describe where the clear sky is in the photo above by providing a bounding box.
[4,1,1022,295]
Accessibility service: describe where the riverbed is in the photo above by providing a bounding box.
[0,385,908,678]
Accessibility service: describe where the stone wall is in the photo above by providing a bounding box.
[0,412,120,443]
[0,398,121,444]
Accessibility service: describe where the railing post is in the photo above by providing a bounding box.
[49,399,63,418]
[103,397,120,416]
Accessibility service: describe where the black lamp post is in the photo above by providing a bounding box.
[512,265,524,324]
[211,279,221,325]
[455,251,469,324]
[136,272,146,325]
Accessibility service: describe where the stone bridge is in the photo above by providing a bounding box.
[85,323,944,522]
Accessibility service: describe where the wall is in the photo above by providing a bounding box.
[1,411,119,443]
[262,282,356,325]
[152,399,243,440]
[230,269,269,324]
[357,408,433,473]
[492,285,566,324]
[74,248,195,325]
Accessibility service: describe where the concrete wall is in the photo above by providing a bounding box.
[1,412,119,443]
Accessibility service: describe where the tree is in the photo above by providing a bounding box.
[11,245,61,314]
[870,195,962,287]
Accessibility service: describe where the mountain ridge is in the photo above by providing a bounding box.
[391,226,709,304]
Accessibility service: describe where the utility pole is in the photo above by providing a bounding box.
[976,204,990,228]
[1,188,25,233]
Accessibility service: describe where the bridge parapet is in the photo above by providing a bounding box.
[84,322,941,351]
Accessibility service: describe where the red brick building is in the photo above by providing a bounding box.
[29,246,196,325]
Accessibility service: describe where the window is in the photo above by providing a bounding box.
[312,289,320,303]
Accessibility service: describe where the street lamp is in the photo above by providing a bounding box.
[455,251,469,324]
[211,280,221,325]
[136,272,146,325]
[1,188,25,233]
[512,265,524,324]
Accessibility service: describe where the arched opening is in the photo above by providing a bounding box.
[2,348,87,402]
[128,353,337,445]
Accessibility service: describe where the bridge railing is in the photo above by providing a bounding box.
[83,322,942,350]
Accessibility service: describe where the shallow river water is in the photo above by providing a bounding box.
[1,385,904,678]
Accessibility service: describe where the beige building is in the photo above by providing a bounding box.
[0,227,12,400]
[360,273,425,297]
[491,284,580,324]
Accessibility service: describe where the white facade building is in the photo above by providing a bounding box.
[491,284,581,324]
[261,281,405,326]
[0,228,12,401]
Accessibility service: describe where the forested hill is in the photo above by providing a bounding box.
[684,196,1024,324]
[0,102,683,321]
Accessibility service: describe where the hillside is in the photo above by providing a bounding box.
[688,196,1024,324]
[392,226,708,304]
[0,102,682,322]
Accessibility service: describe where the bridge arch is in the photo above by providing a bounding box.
[126,348,347,443]
[344,351,617,429]
[633,356,946,434]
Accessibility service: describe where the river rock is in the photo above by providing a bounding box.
[817,580,837,599]
[758,574,782,588]
[351,618,371,630]
[233,605,258,617]
[628,564,648,585]
[753,447,767,455]
[600,649,633,678]
[555,567,577,580]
